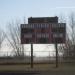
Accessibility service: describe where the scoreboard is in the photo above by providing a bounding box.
[21,23,66,44]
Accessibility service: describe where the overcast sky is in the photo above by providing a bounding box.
[0,0,75,28]
[0,0,75,56]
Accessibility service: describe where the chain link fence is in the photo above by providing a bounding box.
[0,50,75,65]
[0,51,61,64]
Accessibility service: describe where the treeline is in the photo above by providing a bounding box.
[0,13,75,60]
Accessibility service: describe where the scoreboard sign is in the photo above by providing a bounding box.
[21,23,66,44]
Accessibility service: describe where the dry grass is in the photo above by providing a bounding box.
[0,63,74,71]
[0,64,53,71]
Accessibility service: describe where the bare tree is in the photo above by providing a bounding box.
[6,20,25,57]
[58,14,66,23]
[60,12,75,59]
[66,13,75,58]
[69,13,75,44]
[0,28,5,50]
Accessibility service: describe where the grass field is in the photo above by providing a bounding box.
[0,63,75,72]
[0,58,75,71]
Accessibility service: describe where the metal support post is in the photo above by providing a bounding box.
[31,43,33,68]
[55,43,58,68]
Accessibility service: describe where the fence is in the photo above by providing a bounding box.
[0,51,61,64]
[0,50,75,65]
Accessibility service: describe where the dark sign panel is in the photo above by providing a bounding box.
[28,17,58,23]
[21,23,66,44]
